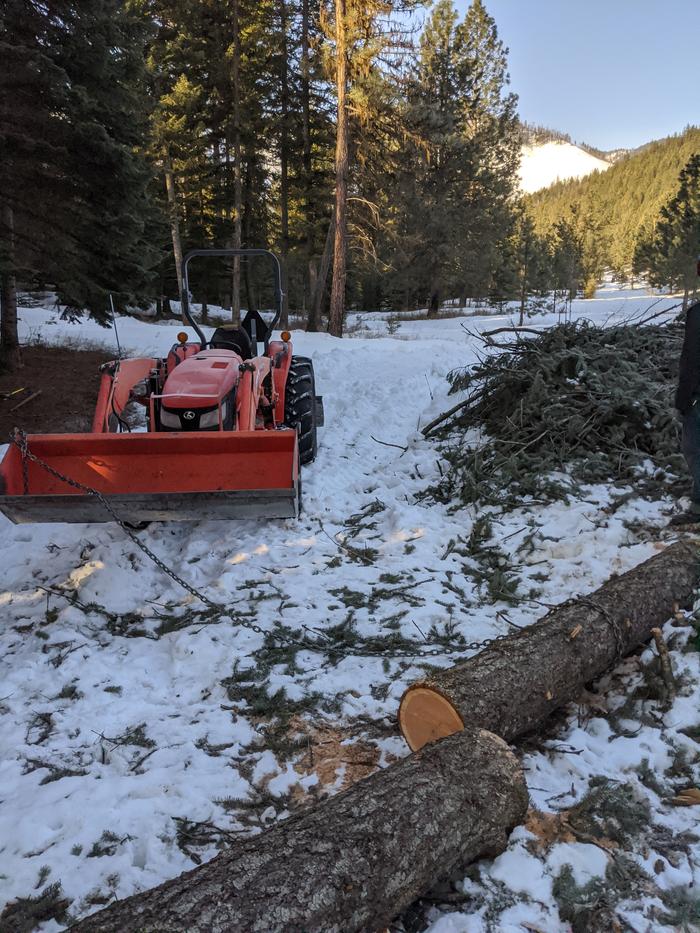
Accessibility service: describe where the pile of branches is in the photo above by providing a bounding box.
[428,320,686,508]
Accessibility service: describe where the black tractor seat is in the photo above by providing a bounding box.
[209,325,253,359]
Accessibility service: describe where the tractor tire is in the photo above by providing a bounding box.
[285,356,318,465]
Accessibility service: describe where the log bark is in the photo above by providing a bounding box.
[399,541,699,751]
[71,728,527,933]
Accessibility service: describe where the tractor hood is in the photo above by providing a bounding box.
[161,349,241,408]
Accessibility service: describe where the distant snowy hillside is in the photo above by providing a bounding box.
[519,140,610,193]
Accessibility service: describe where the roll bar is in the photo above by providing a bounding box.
[181,248,285,351]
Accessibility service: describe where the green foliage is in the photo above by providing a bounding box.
[553,856,651,933]
[143,0,335,315]
[550,203,608,301]
[87,830,133,859]
[428,321,685,508]
[634,153,700,305]
[658,886,700,931]
[374,0,521,313]
[566,778,651,848]
[222,663,341,759]
[0,882,71,933]
[529,126,700,284]
[0,0,160,318]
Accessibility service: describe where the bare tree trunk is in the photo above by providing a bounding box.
[0,203,21,371]
[231,0,243,326]
[307,208,334,331]
[328,0,348,338]
[276,0,291,328]
[163,149,185,324]
[70,728,527,933]
[399,541,699,751]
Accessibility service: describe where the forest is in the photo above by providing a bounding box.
[529,127,700,304]
[1,0,699,368]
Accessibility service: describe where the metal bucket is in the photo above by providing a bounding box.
[0,430,299,524]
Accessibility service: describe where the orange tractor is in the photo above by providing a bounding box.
[0,249,323,524]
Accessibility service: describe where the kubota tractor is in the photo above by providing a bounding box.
[0,249,323,524]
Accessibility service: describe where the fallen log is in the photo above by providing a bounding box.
[399,540,699,750]
[71,727,527,933]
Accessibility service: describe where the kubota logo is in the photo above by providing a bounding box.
[183,411,196,421]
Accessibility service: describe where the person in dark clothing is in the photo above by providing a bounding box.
[672,300,700,524]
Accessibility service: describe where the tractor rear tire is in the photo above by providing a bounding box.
[285,356,318,465]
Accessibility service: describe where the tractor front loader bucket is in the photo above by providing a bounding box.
[0,430,299,524]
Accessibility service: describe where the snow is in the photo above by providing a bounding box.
[1,285,698,930]
[519,140,610,193]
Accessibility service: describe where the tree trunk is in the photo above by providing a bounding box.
[300,0,313,313]
[0,203,21,371]
[163,150,185,323]
[307,208,334,332]
[242,151,258,316]
[278,0,290,329]
[71,728,527,933]
[399,541,700,751]
[328,0,348,338]
[231,0,243,326]
[427,286,440,318]
[307,258,317,316]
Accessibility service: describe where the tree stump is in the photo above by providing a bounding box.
[399,541,699,750]
[71,727,527,933]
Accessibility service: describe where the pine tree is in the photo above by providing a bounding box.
[634,154,700,310]
[0,0,159,367]
[512,210,545,324]
[322,0,419,335]
[386,0,519,315]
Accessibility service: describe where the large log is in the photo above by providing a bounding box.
[72,727,527,933]
[399,540,699,750]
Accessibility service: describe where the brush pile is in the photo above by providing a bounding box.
[429,321,686,508]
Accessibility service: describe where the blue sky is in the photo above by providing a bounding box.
[453,0,697,151]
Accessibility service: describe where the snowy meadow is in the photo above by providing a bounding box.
[1,285,699,932]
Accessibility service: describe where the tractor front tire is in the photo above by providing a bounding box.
[285,356,318,465]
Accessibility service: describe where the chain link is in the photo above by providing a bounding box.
[11,429,504,660]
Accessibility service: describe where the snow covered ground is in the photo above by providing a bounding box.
[519,140,610,193]
[1,285,698,931]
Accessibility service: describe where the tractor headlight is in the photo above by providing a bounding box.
[199,408,221,428]
[160,407,181,428]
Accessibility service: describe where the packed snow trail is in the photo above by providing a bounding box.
[1,286,697,931]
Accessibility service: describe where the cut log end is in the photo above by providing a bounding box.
[399,685,463,751]
[398,543,700,751]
